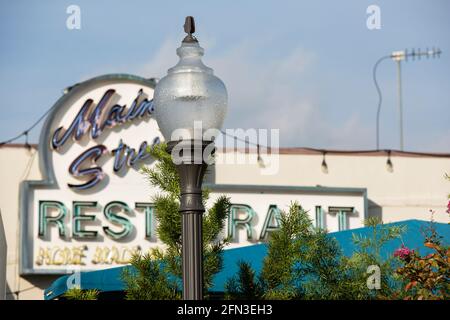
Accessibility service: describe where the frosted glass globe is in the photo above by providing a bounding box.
[153,41,228,141]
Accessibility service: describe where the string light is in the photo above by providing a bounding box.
[257,144,266,168]
[24,131,31,150]
[1,93,449,178]
[386,150,393,173]
[321,152,328,174]
[220,130,270,168]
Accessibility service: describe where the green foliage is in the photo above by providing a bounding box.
[225,261,264,300]
[391,175,450,299]
[260,203,311,299]
[395,221,450,300]
[295,229,346,299]
[63,288,99,300]
[339,217,405,299]
[225,204,406,300]
[354,217,405,260]
[226,203,348,300]
[142,143,180,196]
[123,142,230,299]
[122,252,180,300]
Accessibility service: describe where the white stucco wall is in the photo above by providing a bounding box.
[0,146,55,300]
[0,145,449,299]
[0,211,7,300]
[214,151,450,223]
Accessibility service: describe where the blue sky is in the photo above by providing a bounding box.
[1,0,449,151]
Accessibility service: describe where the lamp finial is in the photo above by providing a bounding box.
[183,16,198,43]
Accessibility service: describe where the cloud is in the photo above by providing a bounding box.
[140,38,179,79]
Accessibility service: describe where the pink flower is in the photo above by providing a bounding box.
[446,200,450,214]
[394,245,414,260]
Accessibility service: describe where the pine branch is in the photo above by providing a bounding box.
[63,287,99,300]
[143,143,180,196]
[122,252,180,300]
[154,194,182,248]
[260,202,311,298]
[203,195,231,245]
[225,261,264,300]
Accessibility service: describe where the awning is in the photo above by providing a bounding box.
[44,219,450,299]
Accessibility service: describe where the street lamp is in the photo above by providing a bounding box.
[373,47,441,150]
[153,16,228,300]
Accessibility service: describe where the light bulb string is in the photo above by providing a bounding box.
[219,130,264,148]
[322,151,327,166]
[1,99,449,159]
[0,100,58,147]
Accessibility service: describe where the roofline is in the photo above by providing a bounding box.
[0,143,38,149]
[219,147,450,158]
[2,143,450,158]
[205,183,367,195]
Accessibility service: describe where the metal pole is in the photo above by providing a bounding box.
[167,140,209,300]
[375,48,442,151]
[396,60,404,151]
[181,211,203,299]
[374,56,390,150]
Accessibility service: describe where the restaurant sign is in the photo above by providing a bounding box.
[19,74,165,274]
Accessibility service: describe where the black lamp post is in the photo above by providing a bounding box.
[153,17,228,300]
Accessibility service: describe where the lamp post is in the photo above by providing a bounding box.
[153,16,228,300]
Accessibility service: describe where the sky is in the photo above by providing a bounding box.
[0,0,449,151]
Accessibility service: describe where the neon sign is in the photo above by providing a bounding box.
[52,88,159,190]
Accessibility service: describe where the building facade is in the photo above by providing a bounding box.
[1,144,449,299]
[0,74,449,299]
